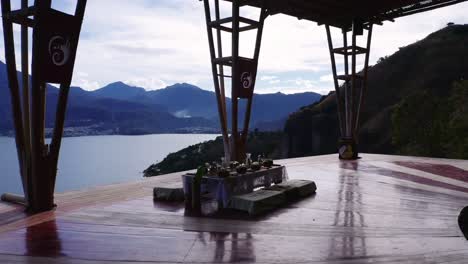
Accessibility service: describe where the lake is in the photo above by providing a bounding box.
[0,134,218,196]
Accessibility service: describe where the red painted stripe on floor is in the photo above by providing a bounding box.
[340,161,468,193]
[394,161,468,183]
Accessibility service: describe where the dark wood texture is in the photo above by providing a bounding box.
[226,0,467,28]
[1,154,468,263]
[203,0,231,161]
[1,0,87,212]
[231,0,240,160]
[49,0,88,194]
[325,25,344,136]
[326,24,373,159]
[203,0,266,162]
[20,0,32,204]
[1,0,28,200]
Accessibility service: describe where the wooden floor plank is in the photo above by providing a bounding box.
[0,153,467,263]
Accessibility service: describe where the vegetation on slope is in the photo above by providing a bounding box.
[392,80,468,158]
[144,131,284,176]
[145,24,468,176]
[286,24,468,158]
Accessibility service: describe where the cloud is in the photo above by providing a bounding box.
[72,78,101,90]
[107,43,175,56]
[260,75,278,81]
[319,74,333,83]
[124,78,167,90]
[0,0,467,94]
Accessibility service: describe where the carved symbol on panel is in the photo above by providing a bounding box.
[48,36,71,66]
[241,72,252,89]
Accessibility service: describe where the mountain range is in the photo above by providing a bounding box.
[146,24,468,176]
[285,24,468,158]
[0,62,321,136]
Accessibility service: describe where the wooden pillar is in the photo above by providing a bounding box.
[1,0,29,199]
[231,0,240,161]
[21,0,32,203]
[202,0,231,161]
[325,21,373,160]
[241,8,268,151]
[202,0,267,162]
[1,0,87,213]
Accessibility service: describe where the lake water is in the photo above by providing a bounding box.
[0,134,218,196]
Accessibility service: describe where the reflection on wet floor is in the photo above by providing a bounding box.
[197,232,256,263]
[26,220,64,258]
[1,154,468,263]
[153,200,185,213]
[328,161,367,259]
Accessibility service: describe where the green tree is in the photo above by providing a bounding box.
[392,90,449,157]
[445,80,468,158]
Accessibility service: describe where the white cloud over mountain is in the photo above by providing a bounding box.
[1,0,467,95]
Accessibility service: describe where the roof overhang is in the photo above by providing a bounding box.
[227,0,467,28]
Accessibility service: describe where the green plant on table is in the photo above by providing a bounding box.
[250,161,261,171]
[262,159,273,168]
[192,165,207,211]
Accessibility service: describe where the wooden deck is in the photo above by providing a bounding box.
[1,153,468,263]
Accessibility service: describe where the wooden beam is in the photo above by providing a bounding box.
[342,29,351,139]
[49,0,87,194]
[1,193,26,206]
[325,25,344,136]
[28,0,54,212]
[231,0,240,161]
[223,0,468,28]
[333,46,368,56]
[350,22,358,140]
[203,0,231,161]
[1,0,29,202]
[8,16,34,27]
[354,24,374,134]
[21,0,32,206]
[241,5,267,145]
[6,6,35,18]
[214,0,228,150]
[213,56,233,66]
[325,20,374,159]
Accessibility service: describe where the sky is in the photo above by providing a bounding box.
[1,0,468,95]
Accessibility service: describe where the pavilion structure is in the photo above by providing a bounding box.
[1,0,87,212]
[201,0,468,161]
[0,0,467,214]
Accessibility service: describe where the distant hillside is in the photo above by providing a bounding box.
[285,24,468,158]
[144,131,285,176]
[144,24,468,176]
[0,63,217,136]
[0,63,320,136]
[91,81,147,100]
[90,81,321,128]
[145,83,220,118]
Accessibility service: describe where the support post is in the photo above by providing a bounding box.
[21,0,32,203]
[202,0,267,162]
[231,0,240,160]
[1,0,29,202]
[203,0,231,161]
[325,21,373,160]
[1,0,87,212]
